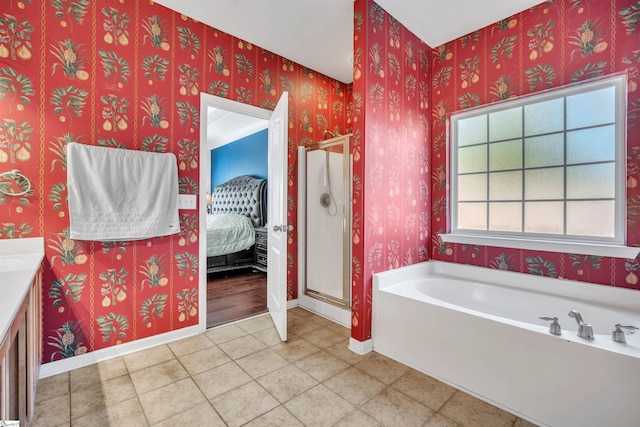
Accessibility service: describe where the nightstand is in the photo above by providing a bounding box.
[254,227,267,272]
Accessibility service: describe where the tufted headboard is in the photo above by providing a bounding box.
[210,175,267,228]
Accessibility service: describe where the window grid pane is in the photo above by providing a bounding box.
[451,75,623,244]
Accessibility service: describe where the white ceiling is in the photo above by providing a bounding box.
[155,0,543,84]
[376,0,544,51]
[206,107,267,150]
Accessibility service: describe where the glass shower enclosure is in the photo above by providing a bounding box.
[297,134,351,308]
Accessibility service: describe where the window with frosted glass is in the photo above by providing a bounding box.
[450,75,625,245]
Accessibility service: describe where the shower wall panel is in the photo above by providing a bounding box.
[306,150,345,299]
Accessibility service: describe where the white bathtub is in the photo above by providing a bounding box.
[372,261,640,427]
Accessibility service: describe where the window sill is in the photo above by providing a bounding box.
[439,233,640,259]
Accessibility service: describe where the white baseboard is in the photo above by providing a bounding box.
[287,298,299,309]
[348,337,373,355]
[39,325,200,379]
[298,294,350,327]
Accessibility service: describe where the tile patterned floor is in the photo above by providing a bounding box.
[32,308,538,427]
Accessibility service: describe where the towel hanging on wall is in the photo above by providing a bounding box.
[67,142,180,241]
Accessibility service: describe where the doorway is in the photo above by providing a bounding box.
[197,93,288,341]
[206,113,268,328]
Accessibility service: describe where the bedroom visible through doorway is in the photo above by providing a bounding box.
[202,98,269,329]
[198,92,289,342]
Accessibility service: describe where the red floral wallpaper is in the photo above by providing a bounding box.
[351,0,432,341]
[4,0,639,358]
[0,0,349,363]
[430,0,640,290]
[350,0,640,343]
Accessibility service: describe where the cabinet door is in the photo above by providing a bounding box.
[26,273,42,420]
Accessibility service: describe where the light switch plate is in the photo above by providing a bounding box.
[177,194,196,210]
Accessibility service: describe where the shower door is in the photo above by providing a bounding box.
[300,135,351,308]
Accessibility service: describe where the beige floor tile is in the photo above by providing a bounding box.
[333,409,384,427]
[36,311,523,427]
[324,340,364,365]
[252,325,283,346]
[69,357,127,391]
[294,350,349,382]
[391,369,456,411]
[31,394,70,427]
[218,334,266,359]
[288,316,324,336]
[307,314,334,327]
[206,323,249,344]
[354,352,409,384]
[439,392,516,427]
[139,377,206,425]
[326,322,352,337]
[178,344,231,375]
[35,372,69,402]
[210,381,279,427]
[361,387,434,427]
[130,358,189,394]
[152,402,225,427]
[71,396,147,427]
[324,367,386,406]
[271,335,321,362]
[123,344,175,372]
[425,413,461,427]
[289,307,313,318]
[286,314,305,329]
[303,326,348,349]
[284,384,355,427]
[70,374,136,420]
[244,405,304,427]
[167,332,215,357]
[257,365,318,403]
[236,313,275,334]
[236,348,289,378]
[192,361,252,400]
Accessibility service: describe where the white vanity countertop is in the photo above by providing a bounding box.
[0,237,44,347]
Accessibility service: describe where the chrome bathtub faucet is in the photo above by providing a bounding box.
[611,324,639,344]
[539,316,562,336]
[568,310,594,340]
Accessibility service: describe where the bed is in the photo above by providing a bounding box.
[206,175,267,274]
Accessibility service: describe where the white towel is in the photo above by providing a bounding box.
[67,142,180,241]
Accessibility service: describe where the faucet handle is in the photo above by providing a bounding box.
[612,324,639,344]
[539,317,562,336]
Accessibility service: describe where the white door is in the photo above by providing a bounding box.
[267,92,288,341]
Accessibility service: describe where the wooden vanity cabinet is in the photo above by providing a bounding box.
[0,271,42,425]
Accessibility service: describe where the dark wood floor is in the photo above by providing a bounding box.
[206,269,267,328]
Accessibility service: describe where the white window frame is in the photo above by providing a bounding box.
[441,74,639,259]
